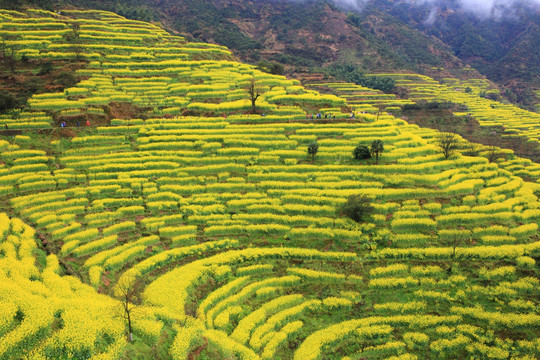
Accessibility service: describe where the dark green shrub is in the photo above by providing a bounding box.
[0,90,18,112]
[38,60,53,75]
[55,71,77,88]
[353,144,371,160]
[307,141,319,162]
[339,195,374,223]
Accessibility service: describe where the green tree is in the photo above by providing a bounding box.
[55,71,77,88]
[0,90,18,113]
[307,141,319,163]
[326,63,395,92]
[370,139,384,164]
[257,60,284,75]
[0,36,17,72]
[353,144,371,161]
[38,60,53,76]
[339,195,374,223]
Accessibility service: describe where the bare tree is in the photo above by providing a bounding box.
[485,146,501,163]
[436,132,459,159]
[115,278,139,342]
[440,231,470,274]
[246,77,262,114]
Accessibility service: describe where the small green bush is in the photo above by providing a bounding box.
[339,195,374,223]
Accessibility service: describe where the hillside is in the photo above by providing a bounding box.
[0,7,540,360]
[374,0,540,106]
[2,1,474,74]
[309,74,540,163]
[12,0,539,107]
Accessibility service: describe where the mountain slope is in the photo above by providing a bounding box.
[374,0,540,104]
[158,0,468,73]
[10,0,470,73]
[9,0,540,105]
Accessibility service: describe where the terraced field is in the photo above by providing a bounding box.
[370,73,540,151]
[0,8,343,129]
[0,8,539,360]
[309,82,414,115]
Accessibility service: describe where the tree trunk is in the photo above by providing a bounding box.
[251,94,259,114]
[1,41,6,68]
[127,311,133,342]
[9,48,15,72]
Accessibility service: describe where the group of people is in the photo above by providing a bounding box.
[306,113,336,120]
[60,119,90,128]
[305,112,363,120]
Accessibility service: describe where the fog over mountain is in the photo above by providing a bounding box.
[326,0,540,20]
